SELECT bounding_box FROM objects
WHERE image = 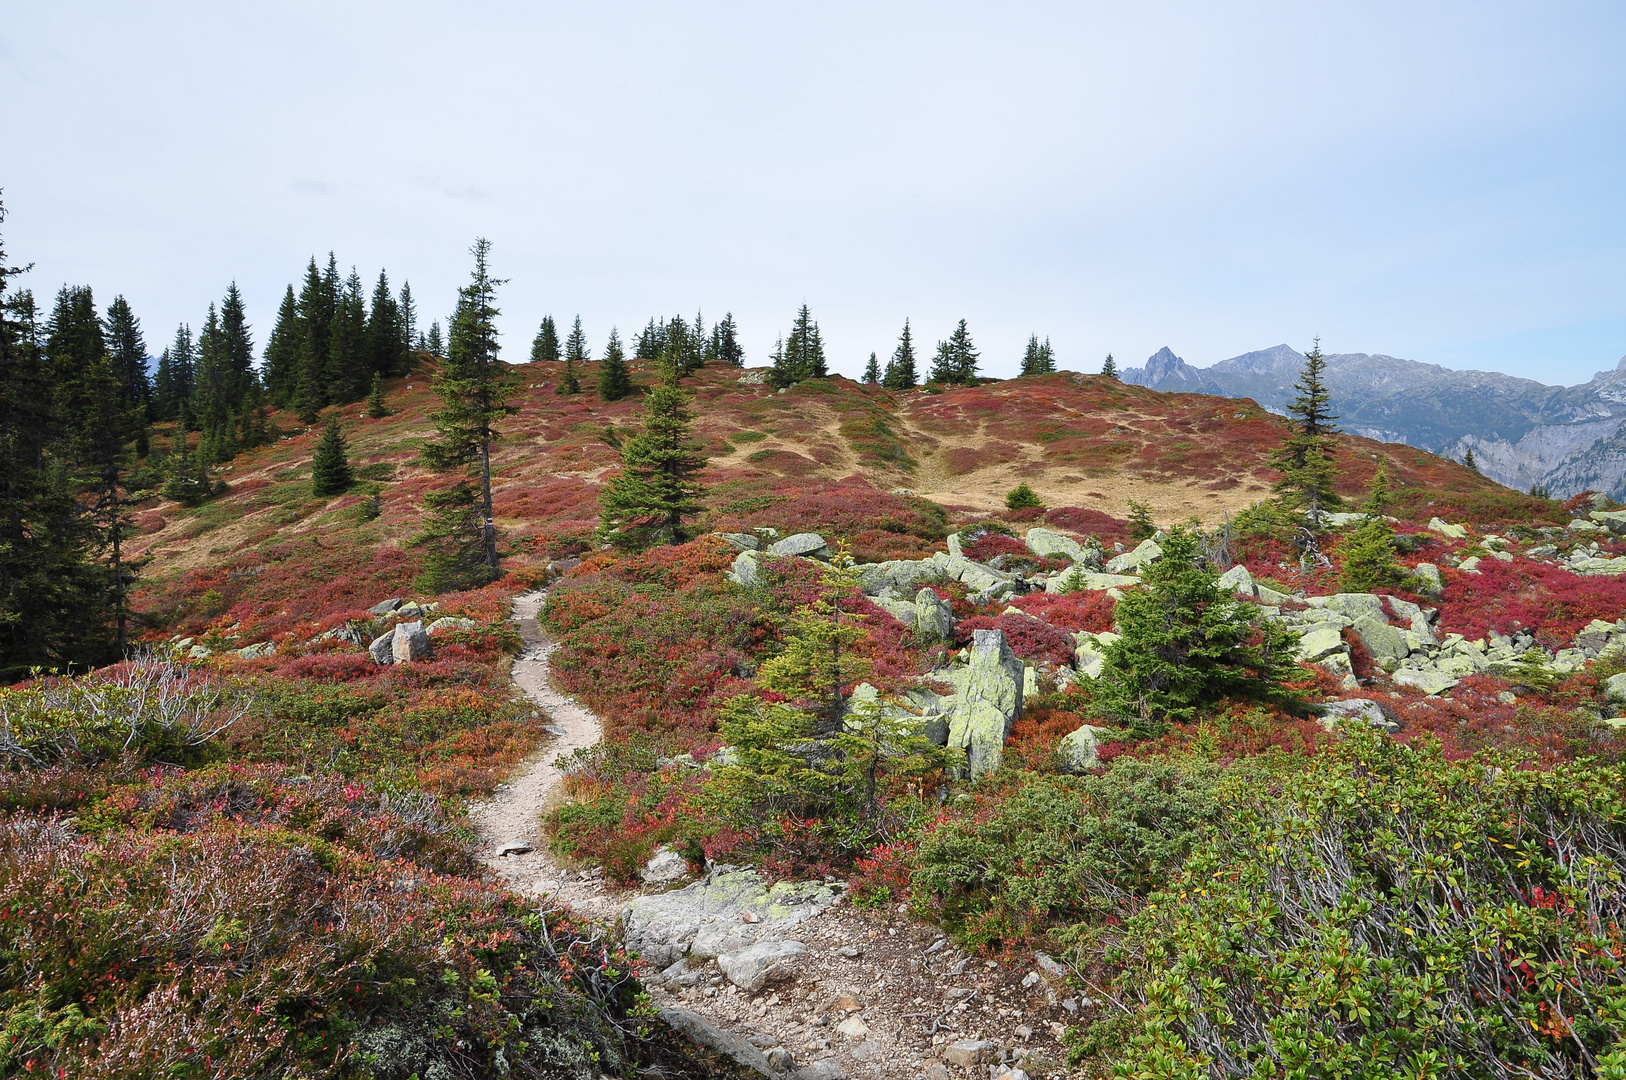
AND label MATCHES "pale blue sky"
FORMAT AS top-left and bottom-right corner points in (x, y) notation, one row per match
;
(4, 2), (1625, 384)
